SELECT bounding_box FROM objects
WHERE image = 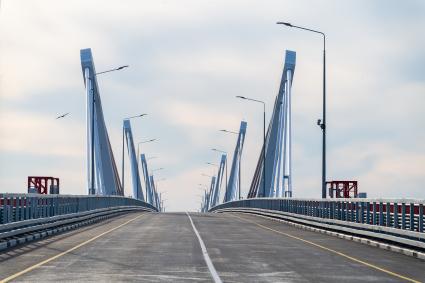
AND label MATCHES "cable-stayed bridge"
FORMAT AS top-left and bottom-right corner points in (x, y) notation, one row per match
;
(0, 48), (424, 283)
